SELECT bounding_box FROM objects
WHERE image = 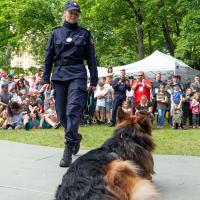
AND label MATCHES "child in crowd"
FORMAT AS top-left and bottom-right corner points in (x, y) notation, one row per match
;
(170, 84), (183, 128)
(156, 84), (168, 128)
(122, 100), (132, 115)
(4, 102), (23, 129)
(39, 101), (60, 129)
(94, 81), (107, 124)
(190, 92), (200, 128)
(182, 88), (193, 128)
(135, 95), (154, 123)
(171, 104), (182, 129)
